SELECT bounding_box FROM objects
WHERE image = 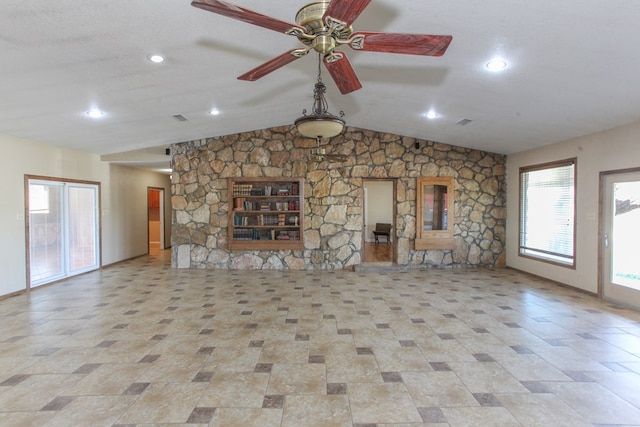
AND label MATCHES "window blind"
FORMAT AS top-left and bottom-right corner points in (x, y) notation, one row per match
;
(519, 160), (576, 266)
